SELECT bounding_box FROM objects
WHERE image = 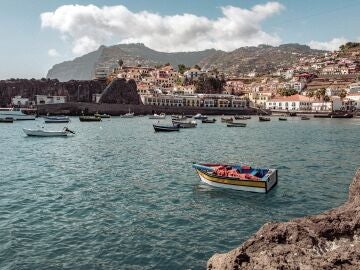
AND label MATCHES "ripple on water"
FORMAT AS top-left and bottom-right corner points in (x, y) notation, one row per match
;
(0, 117), (359, 269)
